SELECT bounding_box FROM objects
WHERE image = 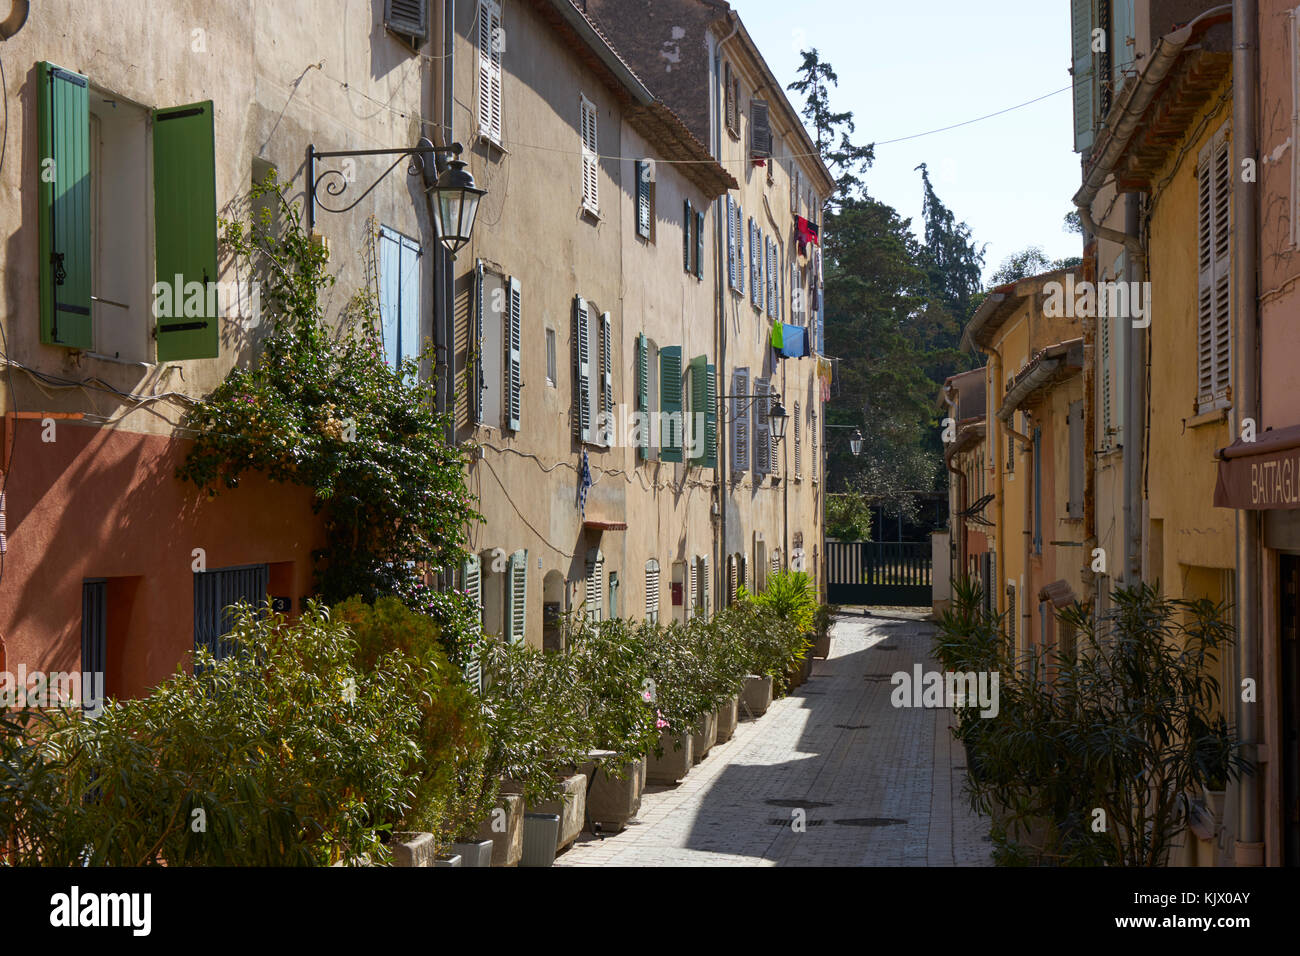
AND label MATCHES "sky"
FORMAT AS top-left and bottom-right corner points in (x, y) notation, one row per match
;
(733, 0), (1083, 284)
